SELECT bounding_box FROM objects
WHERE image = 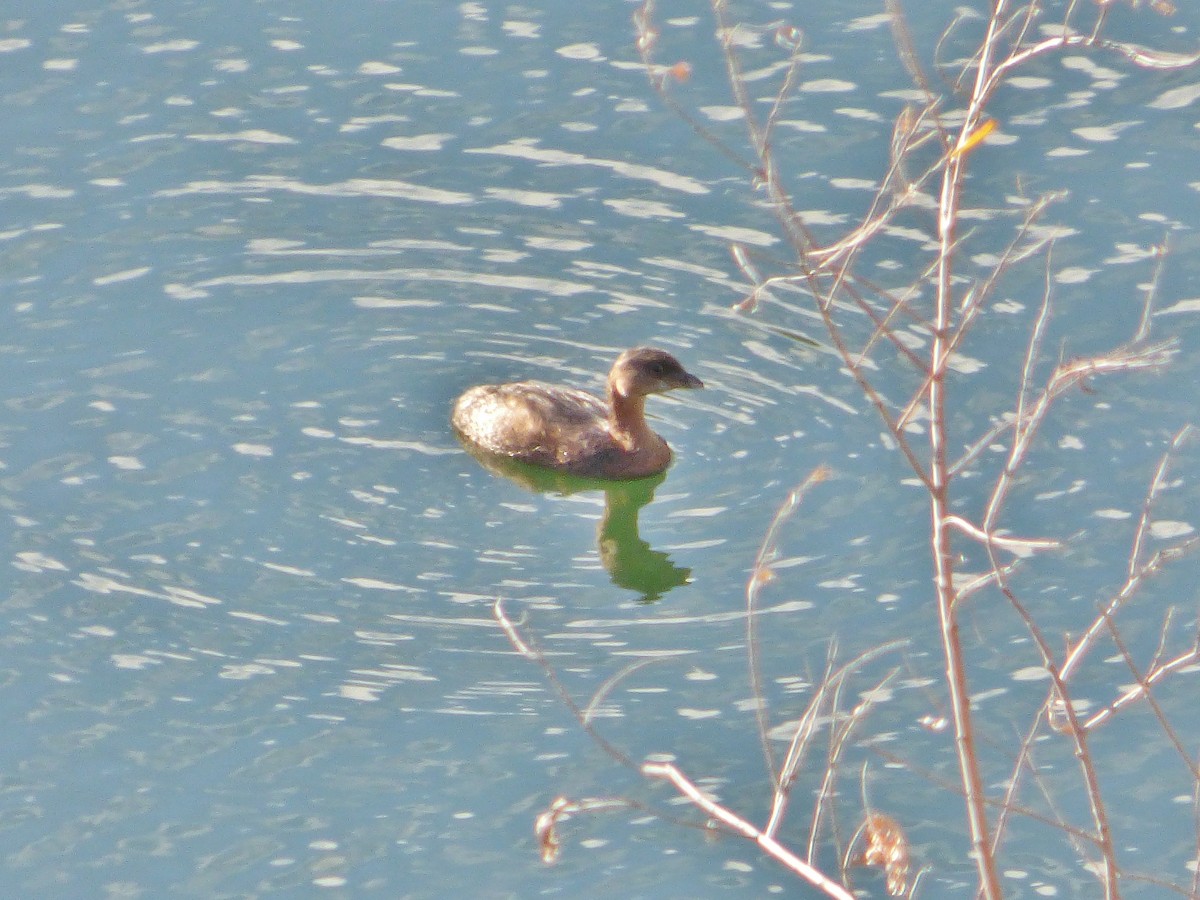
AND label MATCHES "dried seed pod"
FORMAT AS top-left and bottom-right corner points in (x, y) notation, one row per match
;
(858, 812), (910, 897)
